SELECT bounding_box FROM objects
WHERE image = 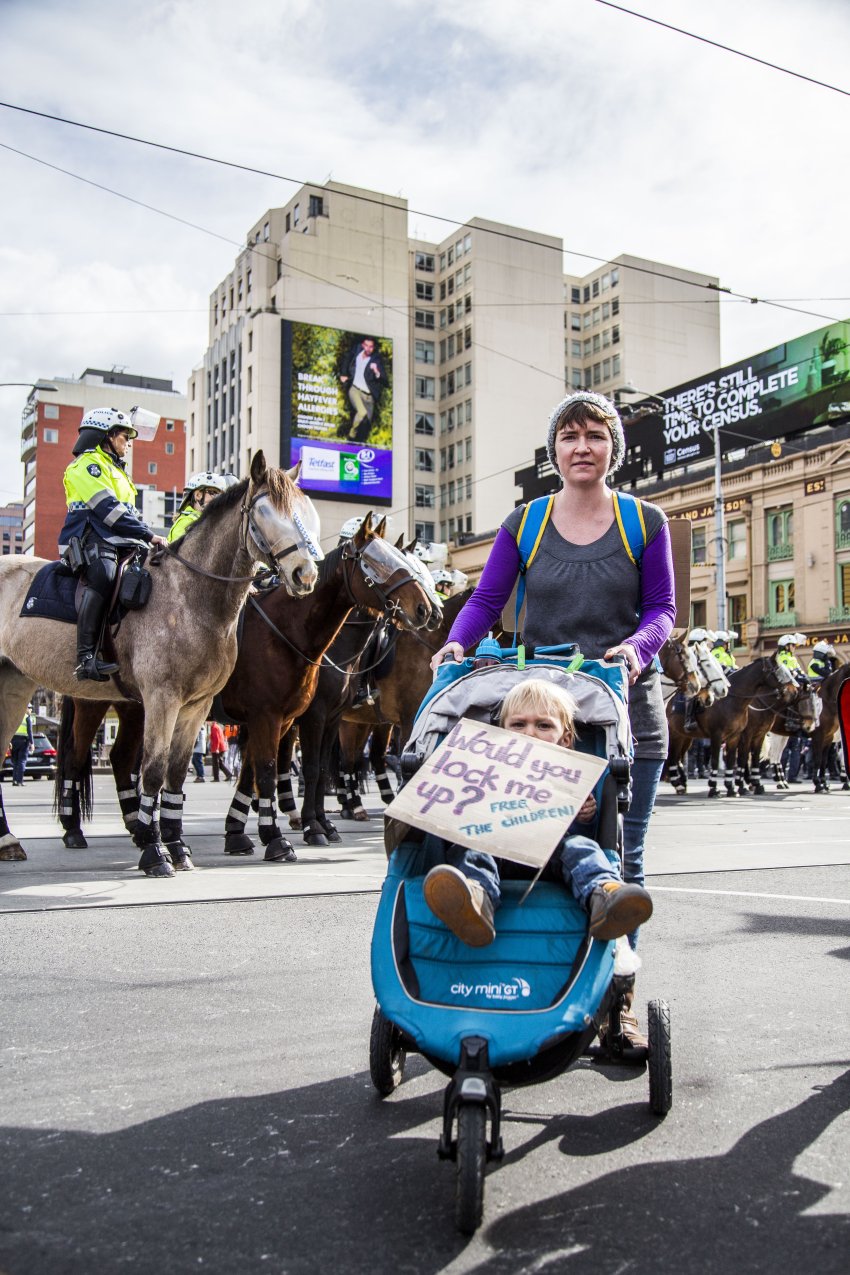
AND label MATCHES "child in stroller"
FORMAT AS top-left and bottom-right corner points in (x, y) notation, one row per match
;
(422, 677), (653, 947)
